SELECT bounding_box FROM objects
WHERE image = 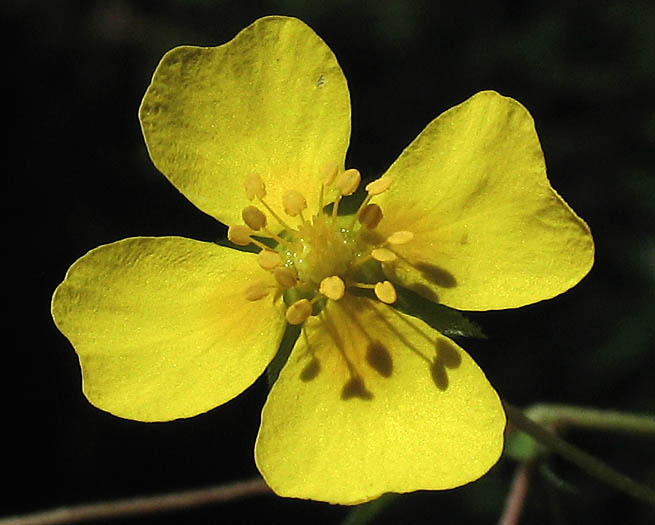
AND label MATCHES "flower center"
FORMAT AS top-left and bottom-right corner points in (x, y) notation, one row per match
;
(285, 215), (359, 285)
(227, 165), (413, 326)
